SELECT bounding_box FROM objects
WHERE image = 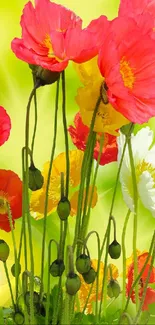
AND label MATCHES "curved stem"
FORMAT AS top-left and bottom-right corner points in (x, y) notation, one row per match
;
(31, 74), (38, 160)
(3, 262), (15, 310)
(108, 264), (113, 281)
(128, 136), (139, 310)
(62, 71), (69, 198)
(25, 84), (39, 323)
(110, 215), (117, 241)
(45, 239), (59, 325)
(122, 210), (131, 310)
(40, 79), (60, 301)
